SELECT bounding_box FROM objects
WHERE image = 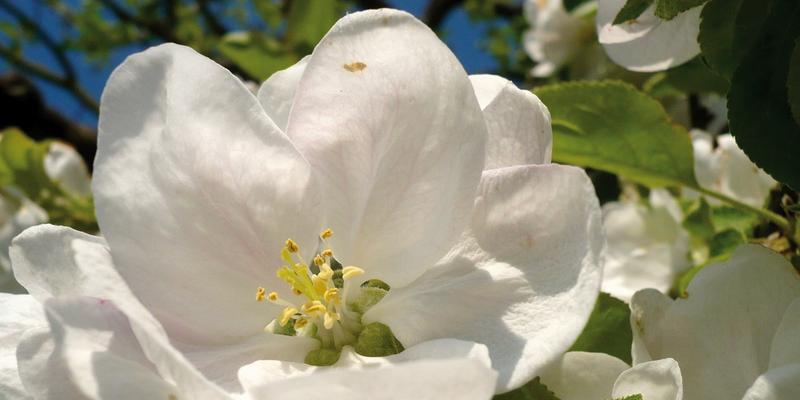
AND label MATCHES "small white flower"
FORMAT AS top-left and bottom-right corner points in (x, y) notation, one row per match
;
(601, 189), (690, 302)
(1, 9), (603, 398)
(523, 0), (606, 78)
(689, 131), (777, 208)
(596, 0), (702, 72)
(540, 351), (683, 400)
(631, 244), (800, 399)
